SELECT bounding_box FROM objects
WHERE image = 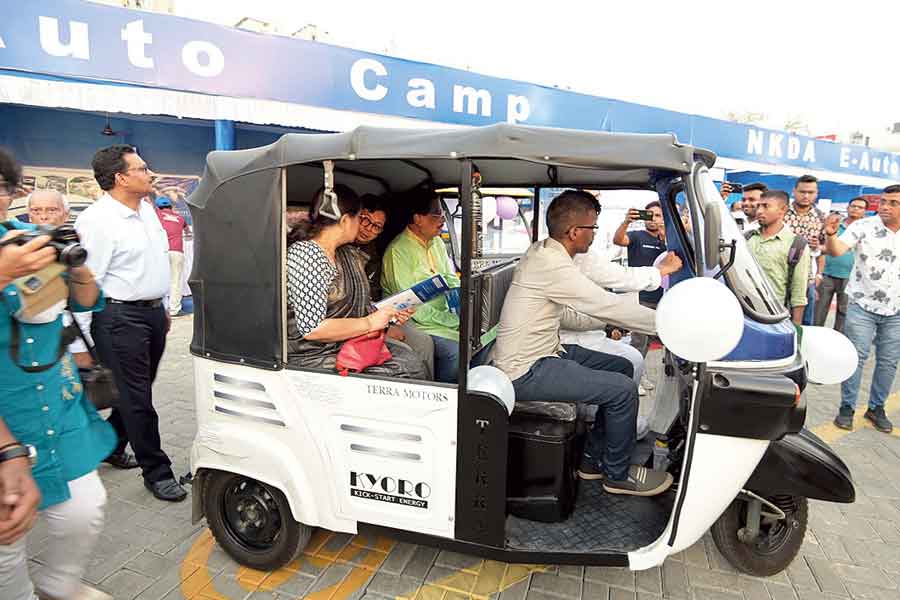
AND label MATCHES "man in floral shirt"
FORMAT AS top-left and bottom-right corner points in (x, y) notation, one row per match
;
(784, 175), (826, 325)
(826, 185), (900, 433)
